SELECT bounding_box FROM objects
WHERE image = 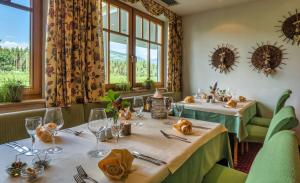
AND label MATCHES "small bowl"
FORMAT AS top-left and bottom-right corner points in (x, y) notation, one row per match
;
(21, 165), (44, 182)
(32, 154), (52, 169)
(6, 162), (27, 177)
